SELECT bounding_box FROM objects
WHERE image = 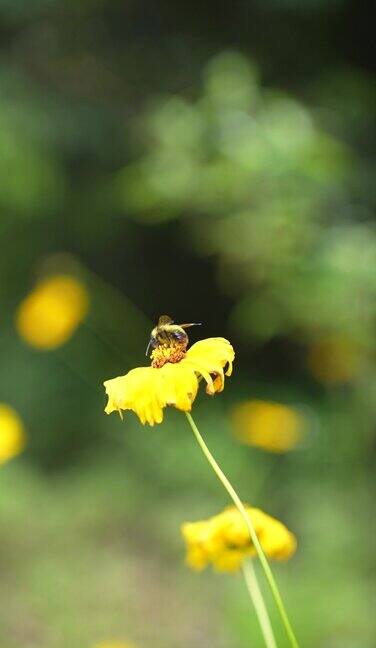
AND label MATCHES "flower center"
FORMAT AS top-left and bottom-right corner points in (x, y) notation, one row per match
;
(151, 340), (188, 368)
